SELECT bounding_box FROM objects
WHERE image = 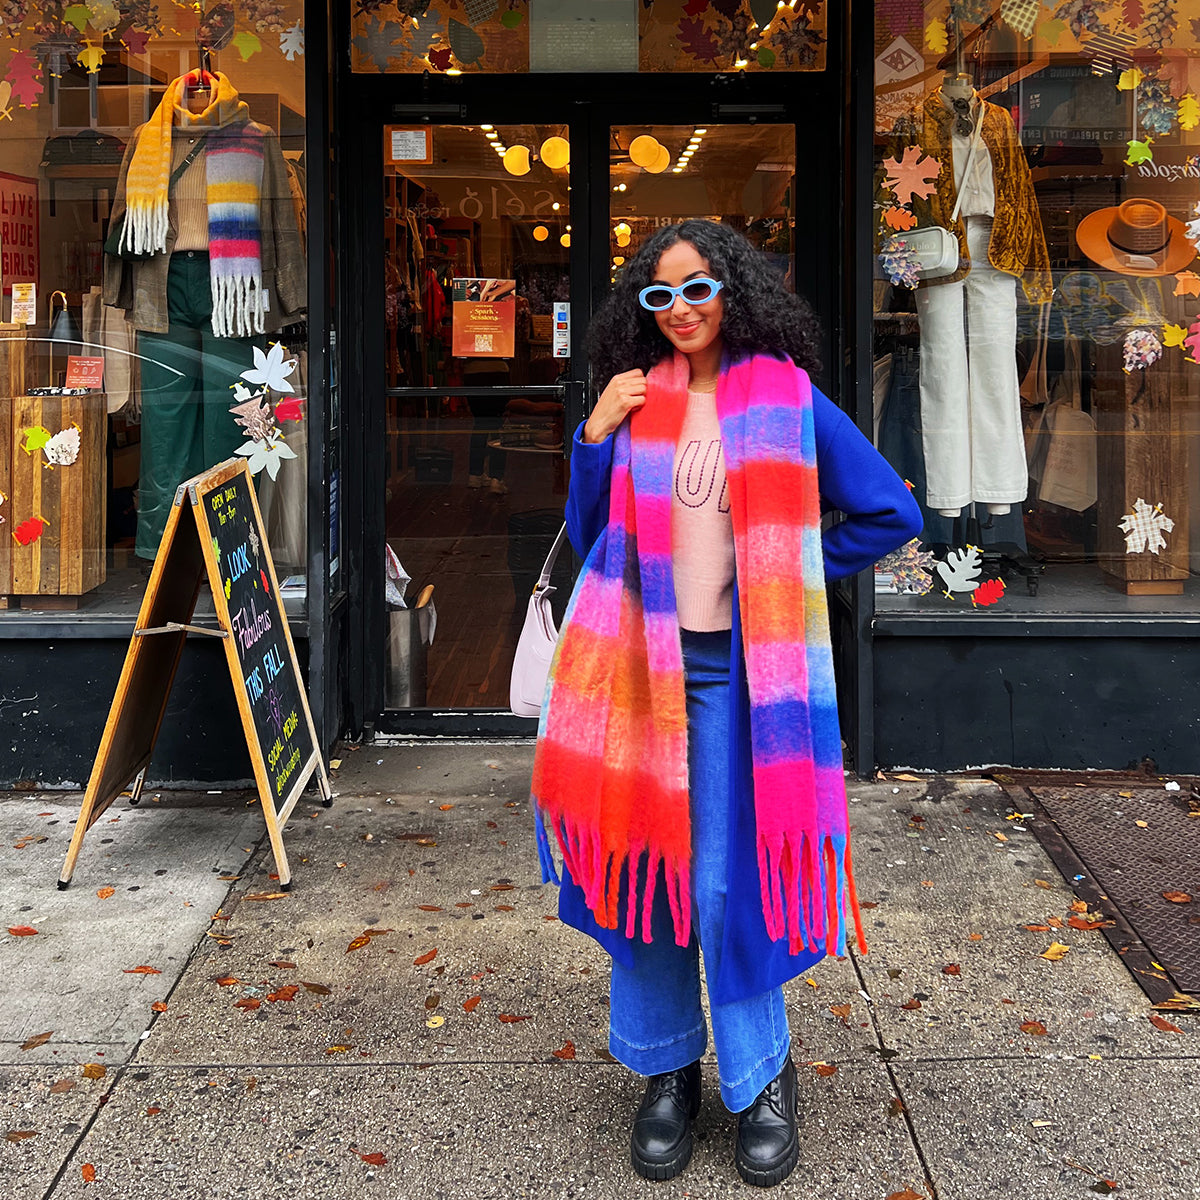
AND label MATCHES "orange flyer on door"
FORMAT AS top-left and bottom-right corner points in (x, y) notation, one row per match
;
(451, 278), (516, 358)
(64, 355), (105, 389)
